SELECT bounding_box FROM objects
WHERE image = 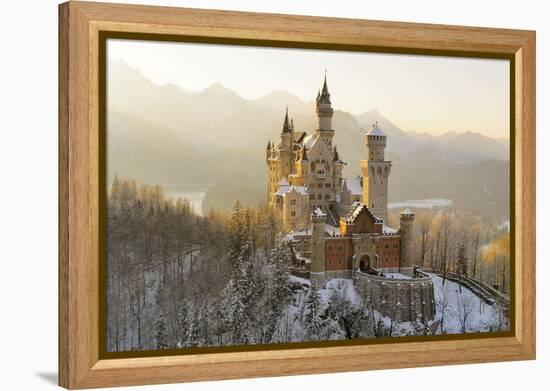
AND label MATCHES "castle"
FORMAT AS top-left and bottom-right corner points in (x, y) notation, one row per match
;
(266, 75), (435, 321)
